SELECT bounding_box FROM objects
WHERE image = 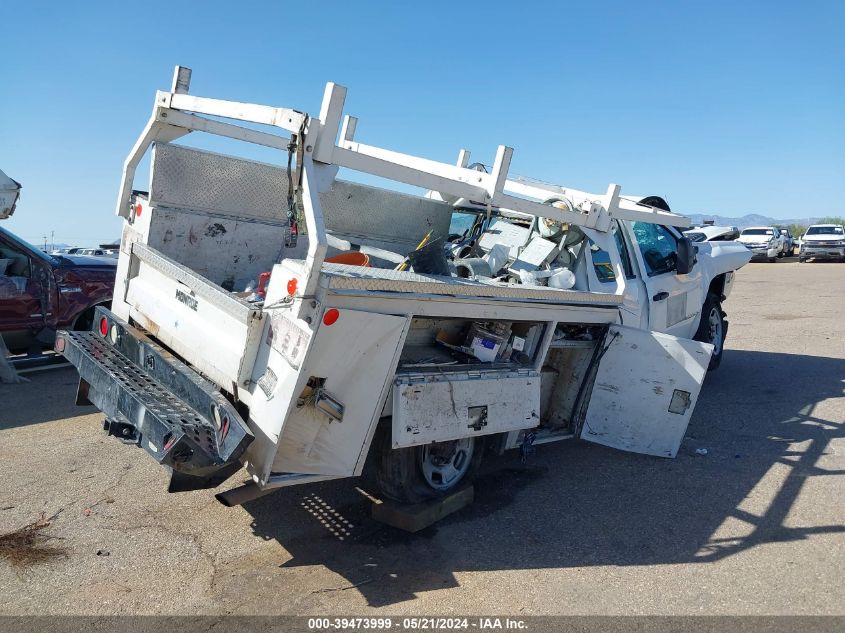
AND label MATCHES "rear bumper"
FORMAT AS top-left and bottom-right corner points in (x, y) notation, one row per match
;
(56, 308), (252, 491)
